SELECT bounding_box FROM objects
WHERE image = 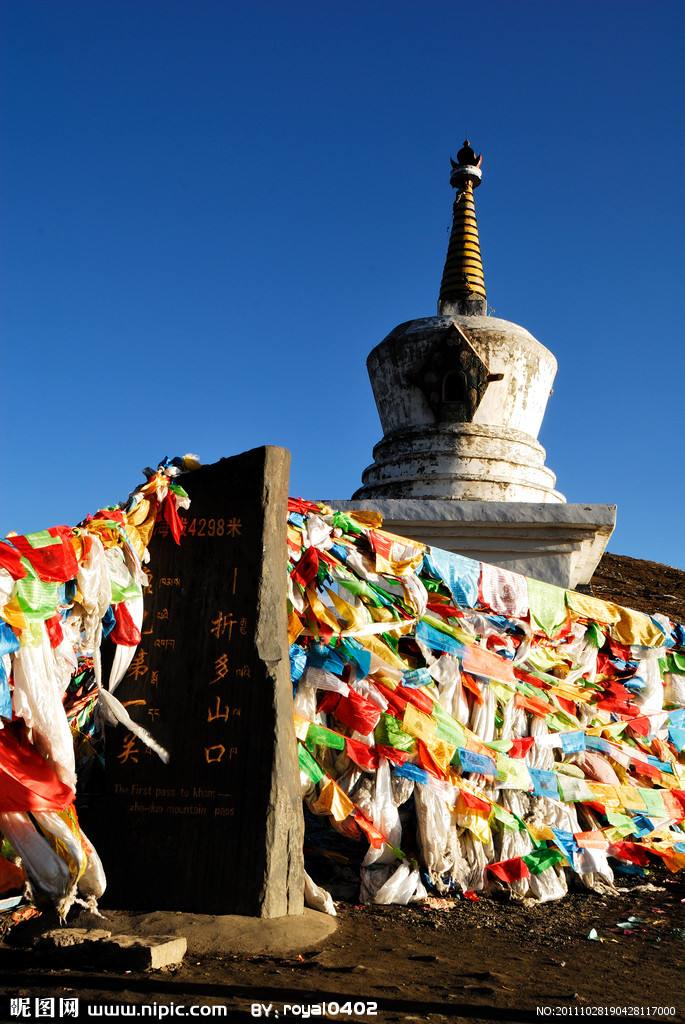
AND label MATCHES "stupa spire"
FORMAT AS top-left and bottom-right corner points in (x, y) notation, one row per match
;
(438, 139), (487, 316)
